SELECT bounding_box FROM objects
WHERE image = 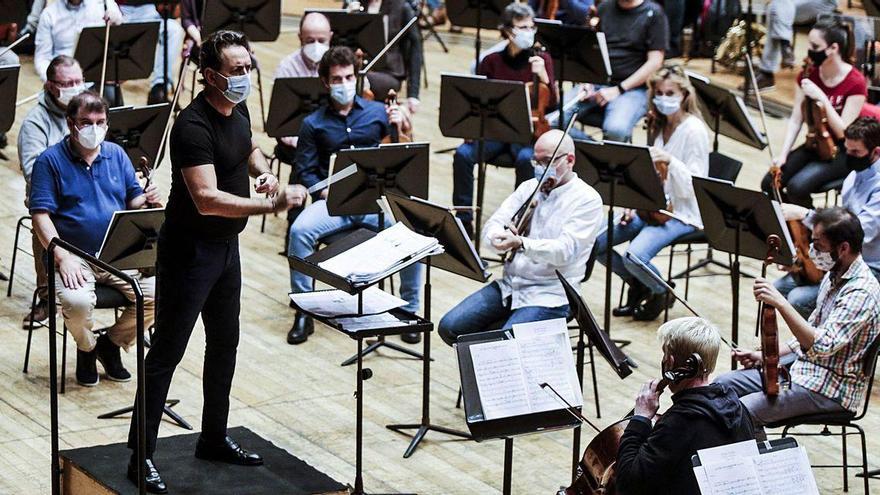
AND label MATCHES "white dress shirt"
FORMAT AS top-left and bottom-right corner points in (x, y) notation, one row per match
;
(34, 0), (122, 81)
(483, 174), (604, 309)
(653, 114), (710, 229)
(274, 49), (319, 79)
